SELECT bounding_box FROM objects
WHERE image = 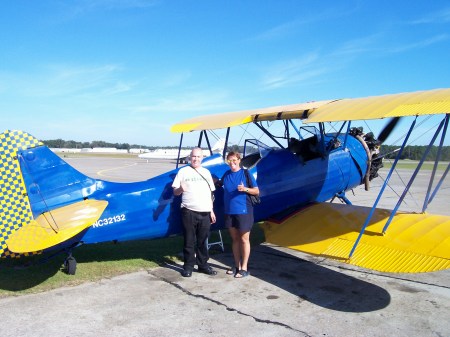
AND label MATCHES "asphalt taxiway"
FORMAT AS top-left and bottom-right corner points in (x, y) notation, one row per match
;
(0, 156), (448, 337)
